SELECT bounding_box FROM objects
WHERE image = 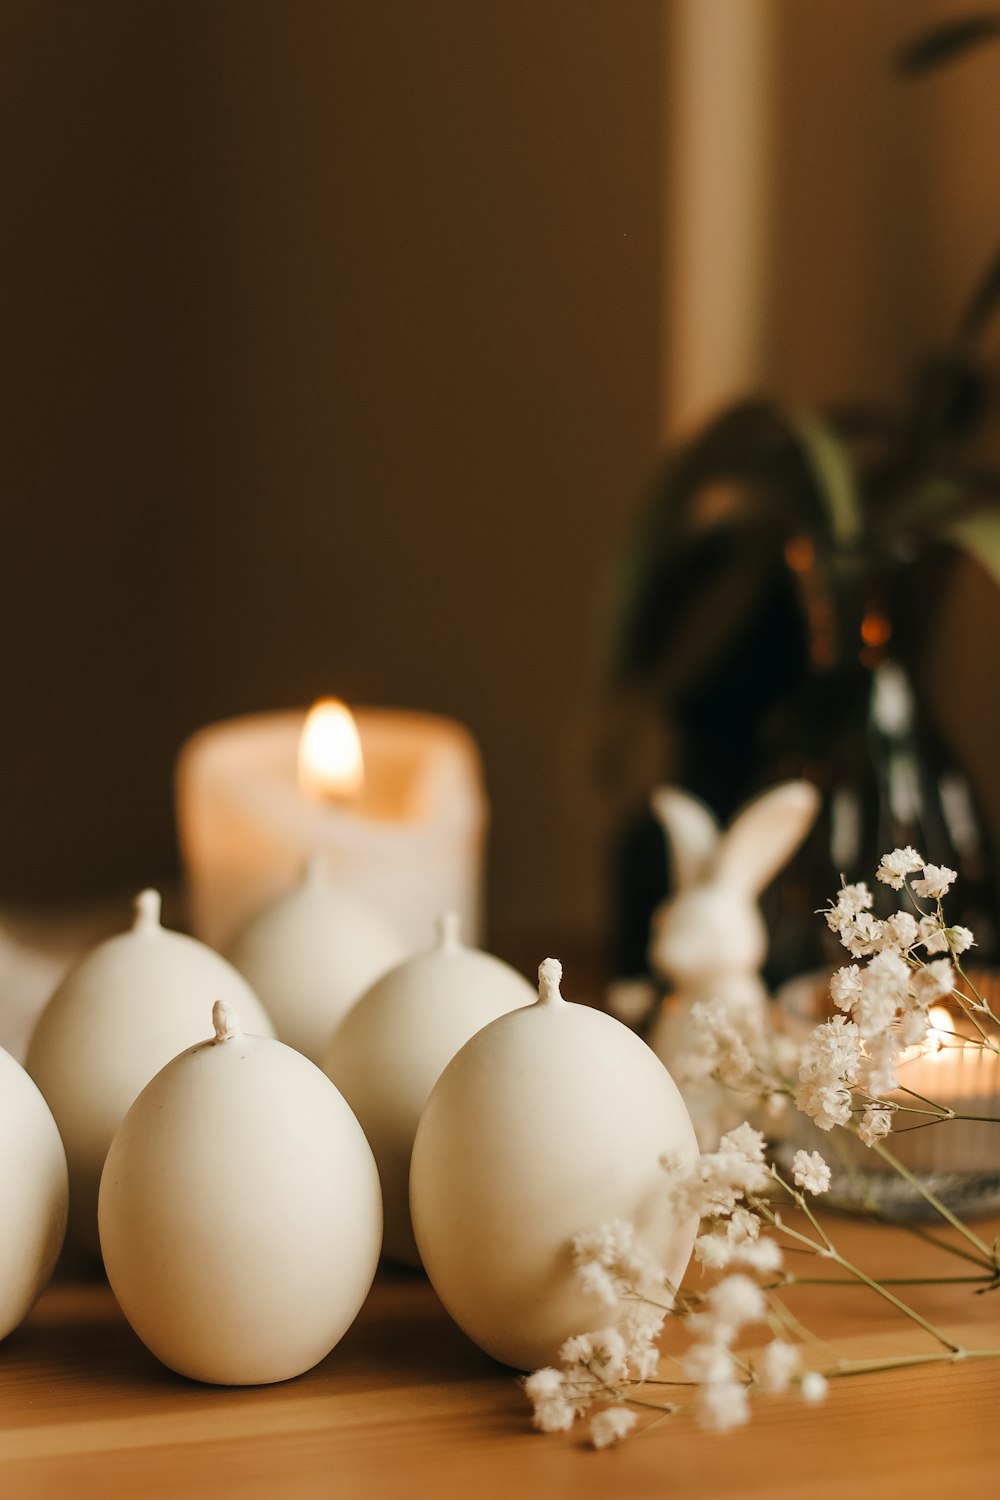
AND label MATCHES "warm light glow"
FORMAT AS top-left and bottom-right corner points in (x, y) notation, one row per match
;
(860, 610), (892, 649)
(298, 698), (364, 804)
(927, 1005), (954, 1051)
(783, 535), (815, 573)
